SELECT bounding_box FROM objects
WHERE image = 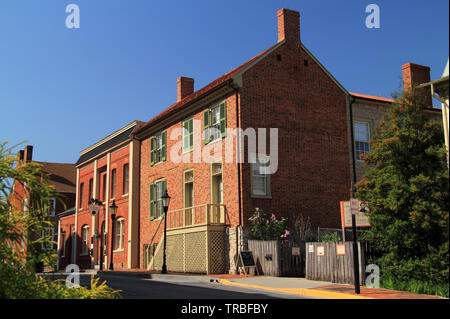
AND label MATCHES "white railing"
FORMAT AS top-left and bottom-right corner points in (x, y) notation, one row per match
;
(165, 203), (227, 230)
